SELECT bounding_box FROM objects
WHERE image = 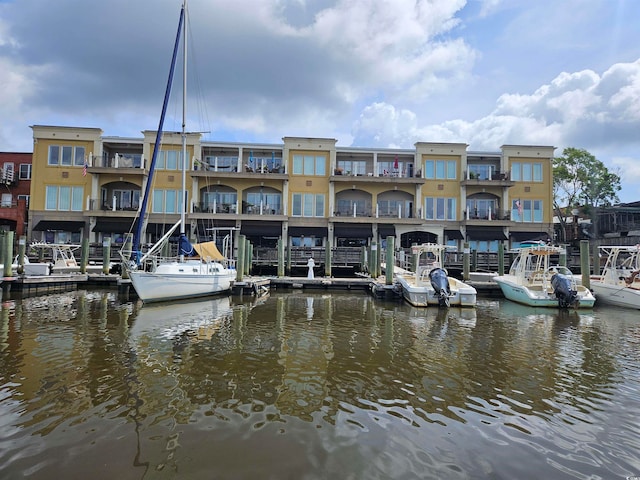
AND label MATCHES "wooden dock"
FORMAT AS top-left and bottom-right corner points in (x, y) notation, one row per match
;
(2, 271), (503, 301)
